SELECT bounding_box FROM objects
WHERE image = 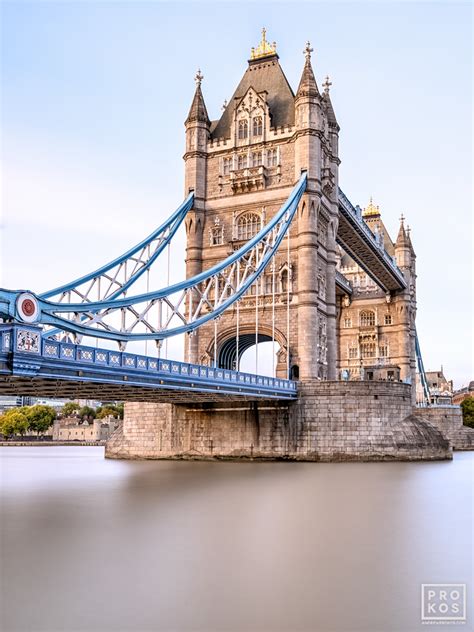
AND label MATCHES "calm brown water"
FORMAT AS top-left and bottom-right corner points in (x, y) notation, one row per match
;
(1, 447), (472, 632)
